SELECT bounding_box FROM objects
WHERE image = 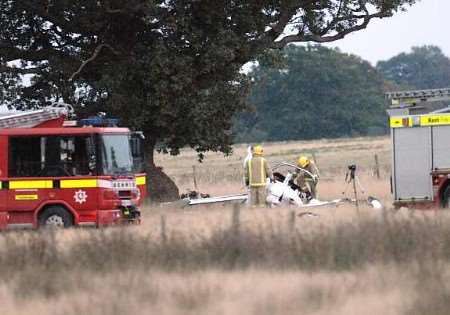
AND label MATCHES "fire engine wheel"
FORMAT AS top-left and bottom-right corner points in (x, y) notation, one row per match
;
(38, 206), (74, 228)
